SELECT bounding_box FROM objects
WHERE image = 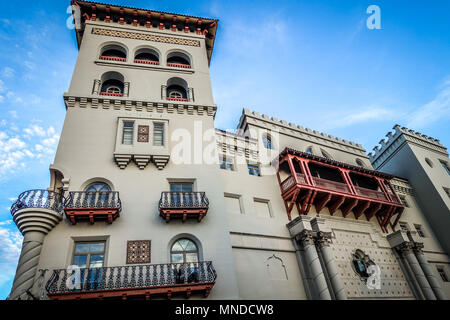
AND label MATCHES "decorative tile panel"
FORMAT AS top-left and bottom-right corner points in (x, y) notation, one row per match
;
(138, 125), (149, 143)
(126, 240), (151, 264)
